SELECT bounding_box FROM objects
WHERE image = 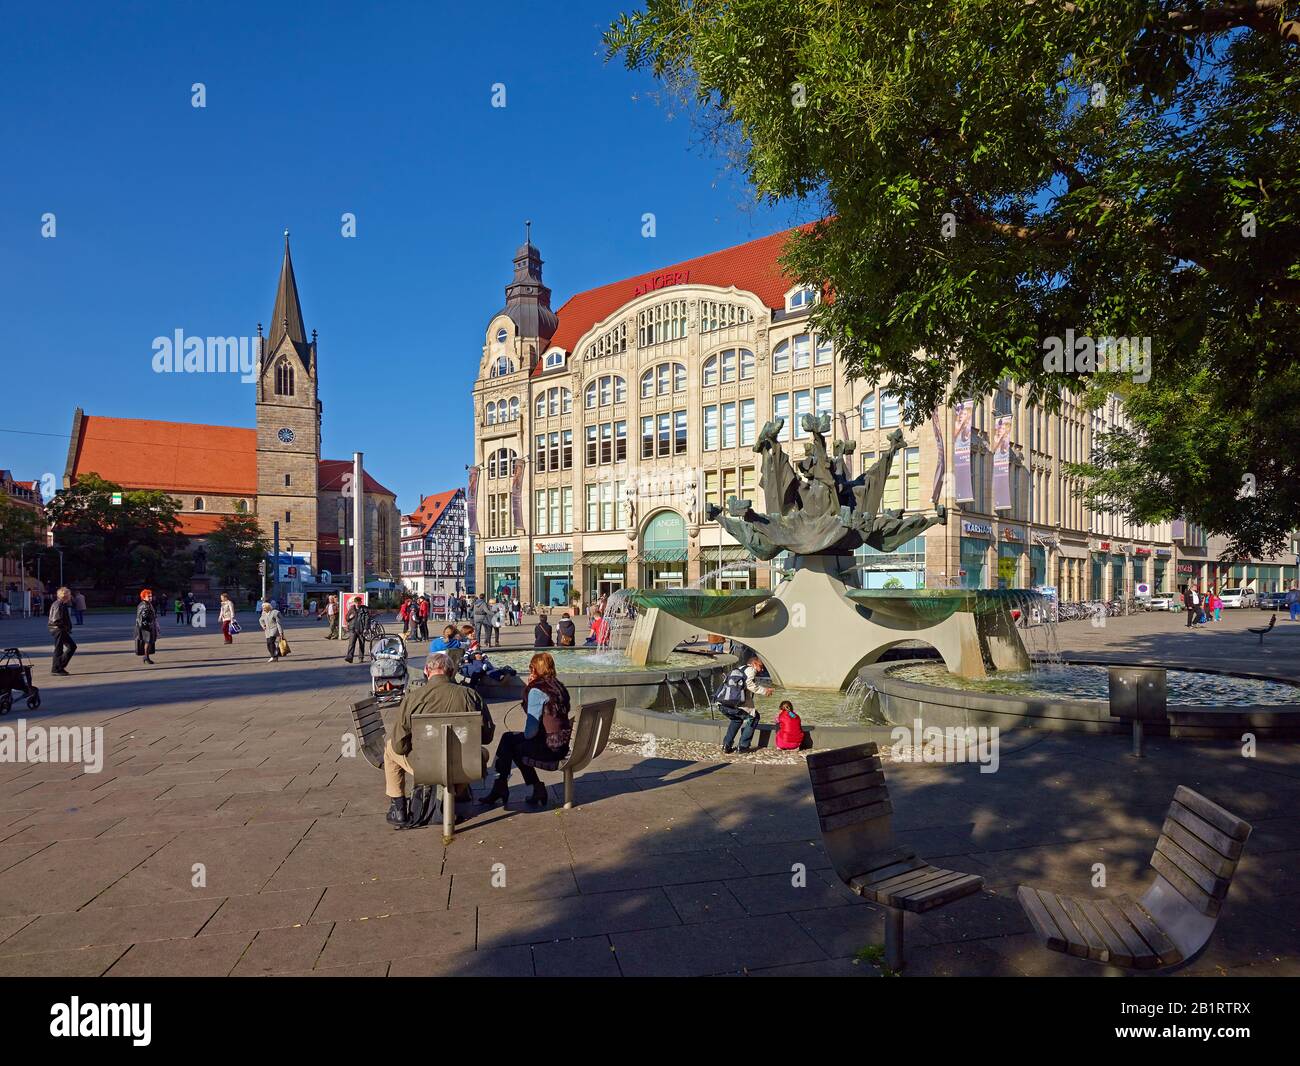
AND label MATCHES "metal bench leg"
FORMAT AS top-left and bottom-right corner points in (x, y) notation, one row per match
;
(885, 907), (905, 971)
(1131, 720), (1144, 758)
(443, 785), (454, 839)
(564, 768), (574, 809)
